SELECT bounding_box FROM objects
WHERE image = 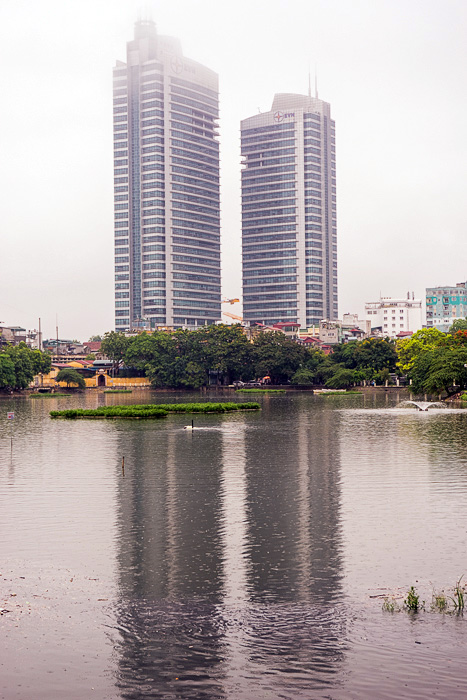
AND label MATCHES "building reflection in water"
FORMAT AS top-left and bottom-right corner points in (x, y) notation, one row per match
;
(112, 400), (345, 698)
